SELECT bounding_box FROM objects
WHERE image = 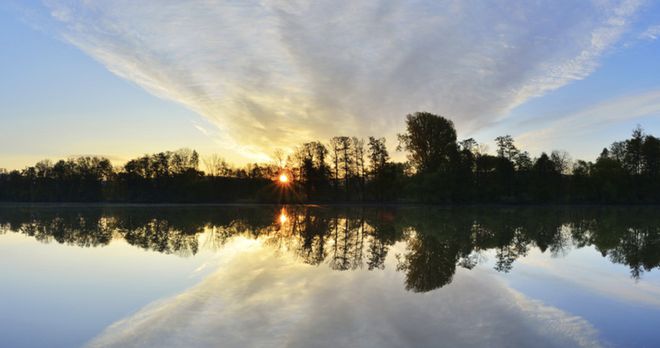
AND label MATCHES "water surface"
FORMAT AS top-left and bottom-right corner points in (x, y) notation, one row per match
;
(1, 205), (659, 347)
